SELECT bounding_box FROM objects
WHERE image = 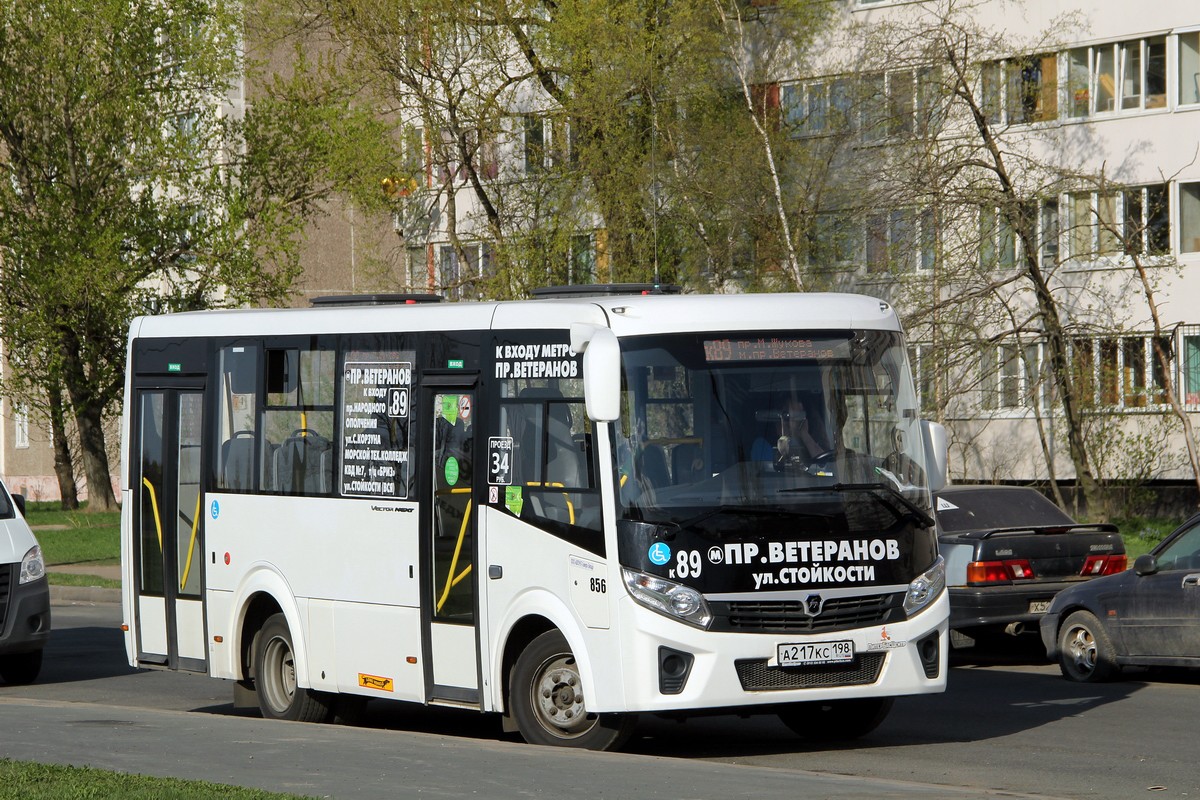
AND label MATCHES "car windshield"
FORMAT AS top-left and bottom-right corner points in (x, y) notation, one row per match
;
(613, 329), (930, 533)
